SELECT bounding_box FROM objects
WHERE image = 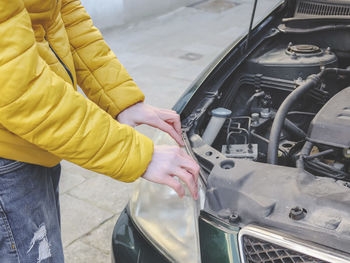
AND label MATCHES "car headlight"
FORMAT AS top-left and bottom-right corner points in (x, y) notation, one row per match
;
(129, 131), (204, 263)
